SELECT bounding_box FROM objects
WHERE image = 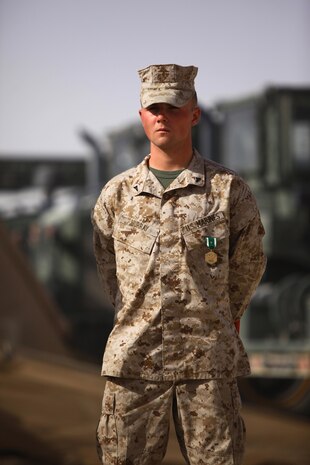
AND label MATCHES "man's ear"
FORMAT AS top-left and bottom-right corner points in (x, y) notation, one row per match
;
(192, 107), (201, 126)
